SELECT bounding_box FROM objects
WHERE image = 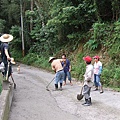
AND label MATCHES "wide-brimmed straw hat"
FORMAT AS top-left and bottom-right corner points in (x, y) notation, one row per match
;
(0, 34), (13, 42)
(49, 57), (56, 63)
